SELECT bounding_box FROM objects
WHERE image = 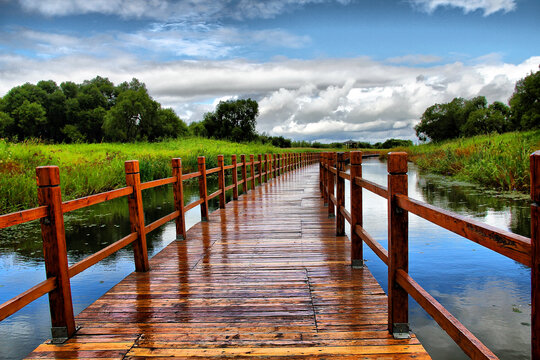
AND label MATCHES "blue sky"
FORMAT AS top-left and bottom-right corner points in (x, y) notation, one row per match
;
(0, 0), (539, 142)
